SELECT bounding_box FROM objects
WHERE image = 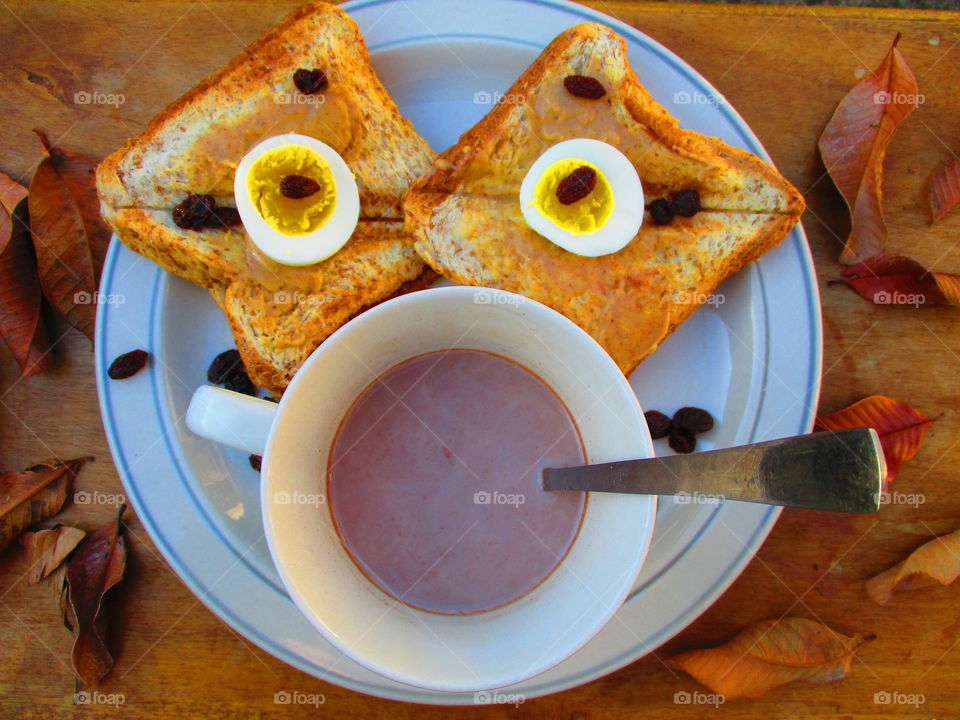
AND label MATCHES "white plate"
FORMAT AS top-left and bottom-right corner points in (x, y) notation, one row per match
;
(95, 0), (821, 704)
